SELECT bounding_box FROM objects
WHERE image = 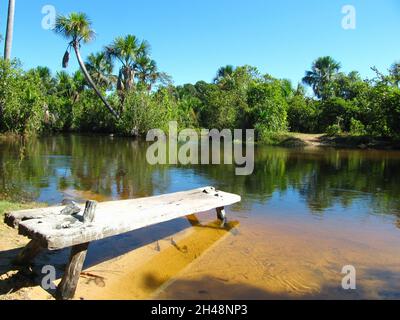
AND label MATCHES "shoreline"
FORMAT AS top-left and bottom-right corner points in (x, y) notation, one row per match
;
(2, 132), (400, 151)
(276, 133), (400, 150)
